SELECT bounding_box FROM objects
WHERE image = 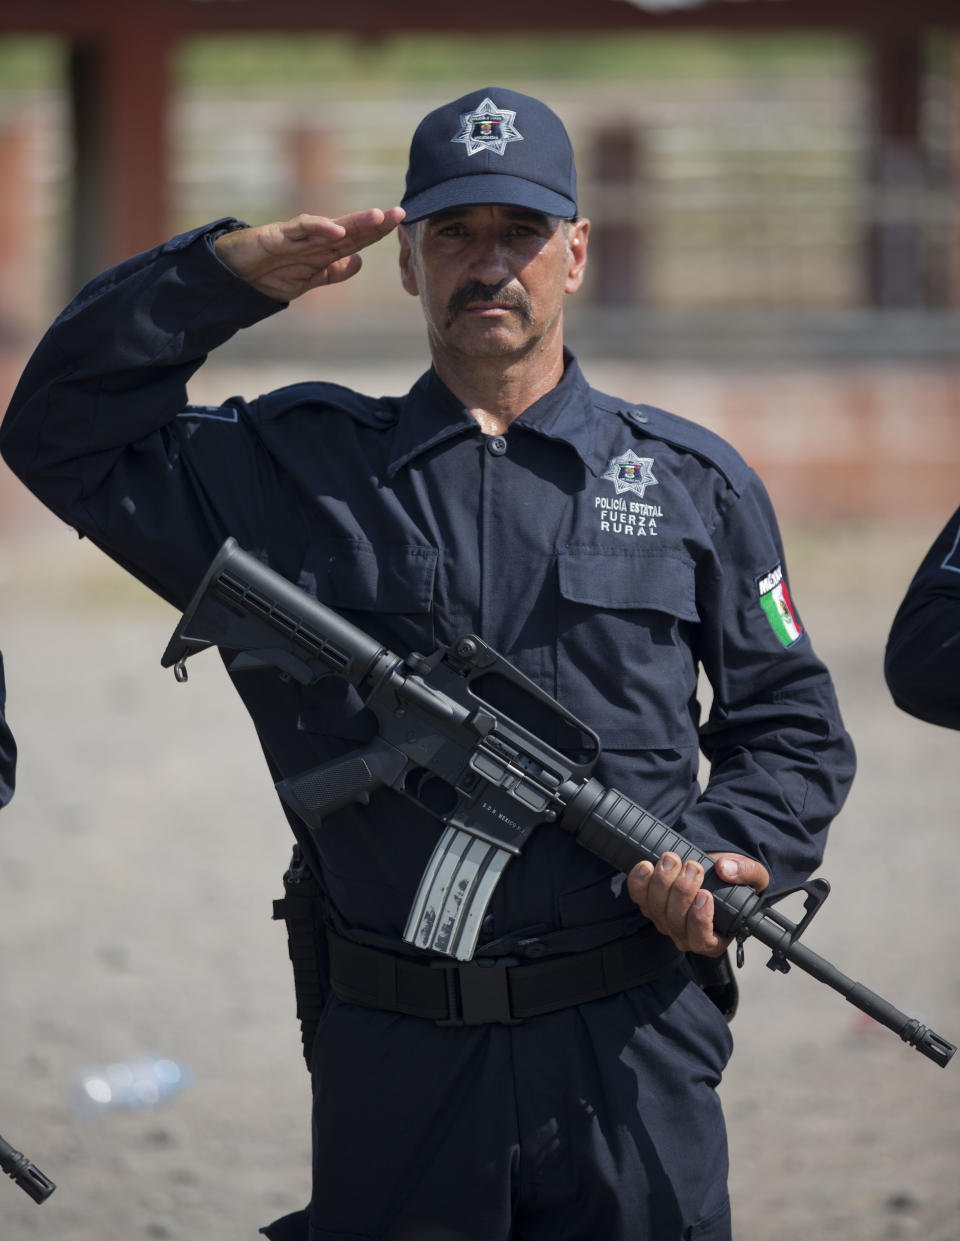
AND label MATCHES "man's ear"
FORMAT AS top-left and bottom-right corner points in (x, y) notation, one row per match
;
(564, 218), (590, 295)
(398, 226), (419, 297)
